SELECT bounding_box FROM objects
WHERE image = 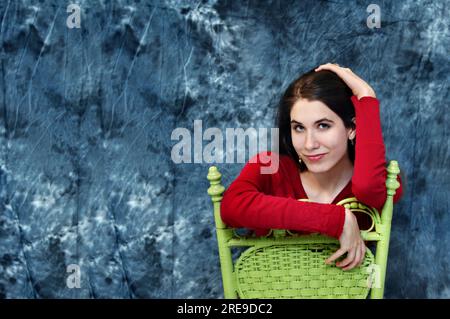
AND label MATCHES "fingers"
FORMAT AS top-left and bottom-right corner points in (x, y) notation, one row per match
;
(314, 63), (357, 87)
(315, 63), (352, 73)
(314, 63), (374, 99)
(358, 244), (367, 268)
(325, 243), (367, 271)
(338, 243), (367, 271)
(336, 248), (356, 269)
(342, 245), (361, 271)
(315, 63), (334, 72)
(325, 248), (346, 265)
